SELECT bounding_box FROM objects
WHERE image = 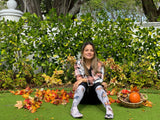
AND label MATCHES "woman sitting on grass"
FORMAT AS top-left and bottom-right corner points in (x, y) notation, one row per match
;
(71, 42), (114, 119)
